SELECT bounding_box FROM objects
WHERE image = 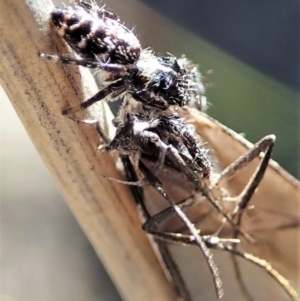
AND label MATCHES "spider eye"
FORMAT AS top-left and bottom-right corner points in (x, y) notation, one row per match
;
(51, 9), (65, 29)
(172, 59), (183, 73)
(163, 72), (176, 90)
